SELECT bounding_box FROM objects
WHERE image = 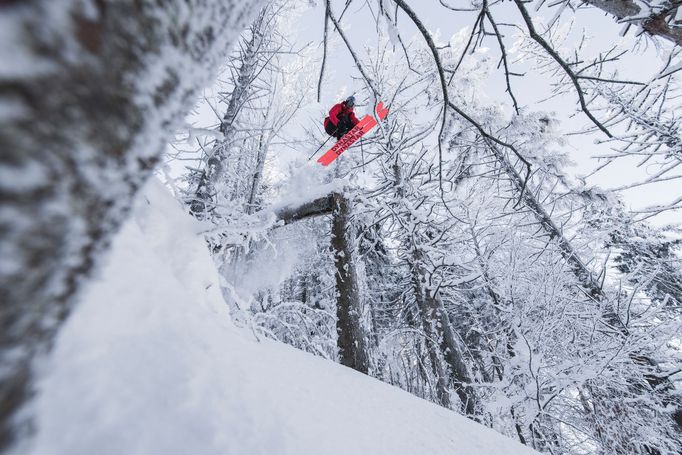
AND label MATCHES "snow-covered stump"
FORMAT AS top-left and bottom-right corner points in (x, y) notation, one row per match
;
(0, 0), (262, 448)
